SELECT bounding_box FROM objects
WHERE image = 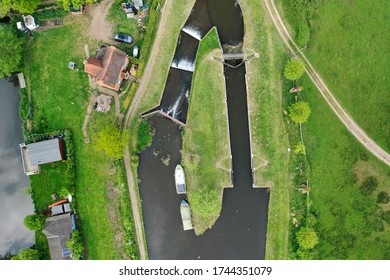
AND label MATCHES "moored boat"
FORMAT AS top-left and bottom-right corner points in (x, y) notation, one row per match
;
(175, 164), (186, 194)
(180, 200), (193, 231)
